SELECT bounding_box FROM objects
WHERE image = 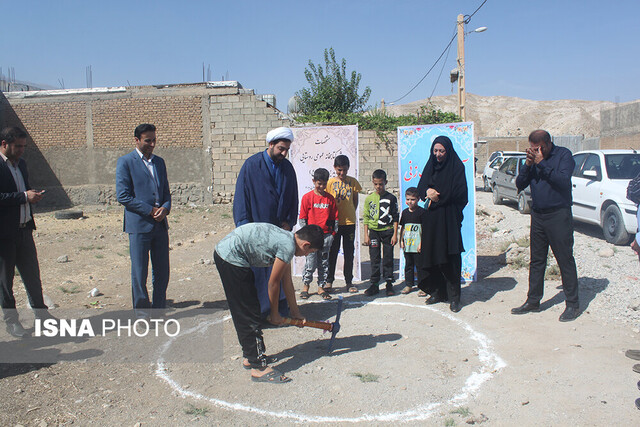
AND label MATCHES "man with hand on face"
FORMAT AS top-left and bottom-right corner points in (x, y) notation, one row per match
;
(233, 127), (299, 317)
(512, 129), (579, 322)
(116, 124), (171, 317)
(0, 126), (52, 338)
